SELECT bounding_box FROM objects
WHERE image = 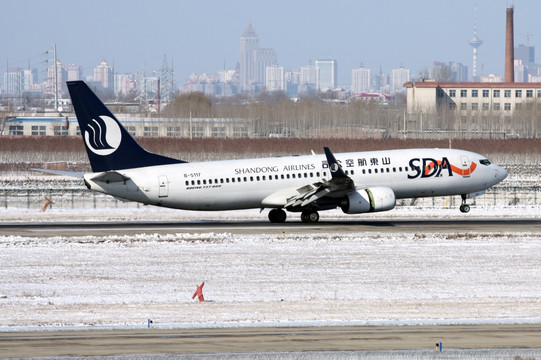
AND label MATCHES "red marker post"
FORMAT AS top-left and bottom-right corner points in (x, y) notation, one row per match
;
(192, 282), (205, 302)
